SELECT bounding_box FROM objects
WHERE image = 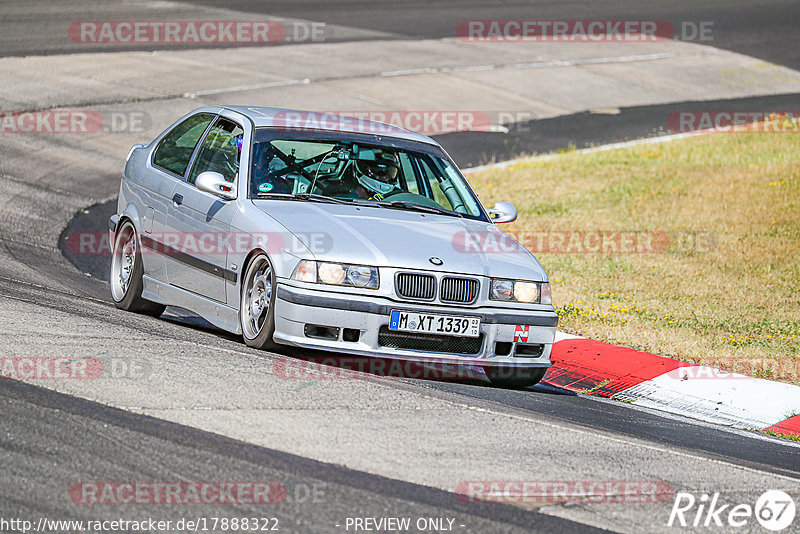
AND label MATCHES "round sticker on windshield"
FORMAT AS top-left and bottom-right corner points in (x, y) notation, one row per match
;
(258, 183), (273, 192)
